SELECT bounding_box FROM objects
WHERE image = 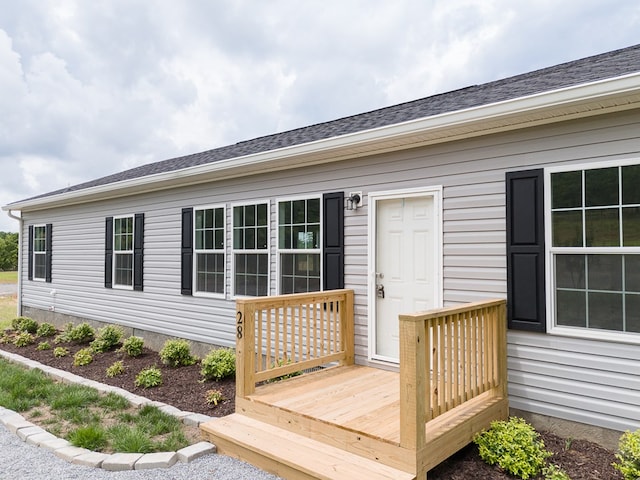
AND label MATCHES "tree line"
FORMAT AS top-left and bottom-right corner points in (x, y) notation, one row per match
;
(0, 232), (18, 271)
